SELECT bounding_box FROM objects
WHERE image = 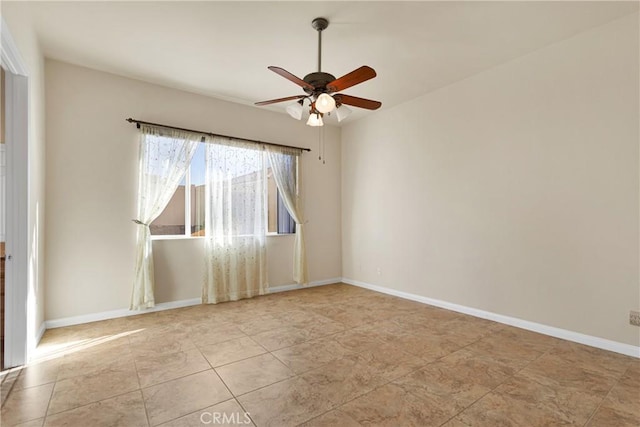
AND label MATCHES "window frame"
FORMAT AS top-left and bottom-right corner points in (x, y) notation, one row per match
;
(150, 147), (297, 240)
